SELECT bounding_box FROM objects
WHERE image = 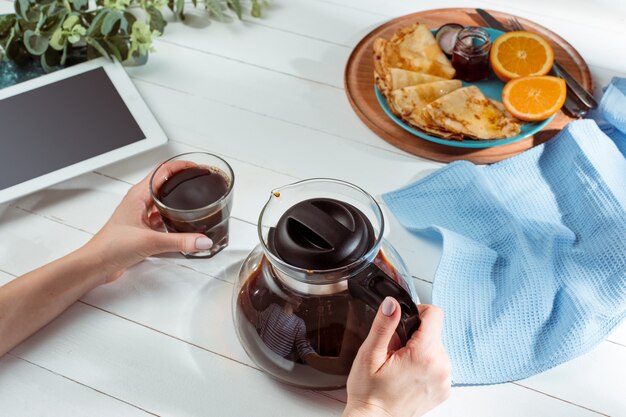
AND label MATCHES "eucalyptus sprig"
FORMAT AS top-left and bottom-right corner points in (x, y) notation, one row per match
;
(0, 0), (268, 72)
